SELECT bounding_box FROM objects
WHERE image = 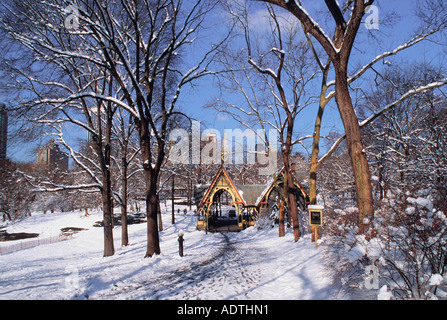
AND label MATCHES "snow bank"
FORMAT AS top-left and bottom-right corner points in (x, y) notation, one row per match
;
(0, 205), (334, 300)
